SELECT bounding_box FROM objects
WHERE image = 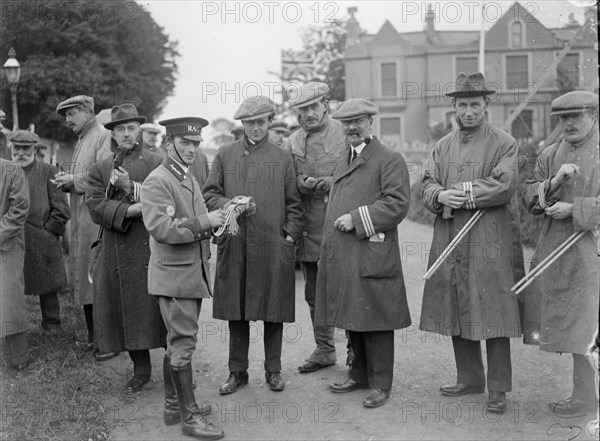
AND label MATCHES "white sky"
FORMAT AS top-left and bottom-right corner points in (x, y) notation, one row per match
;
(144, 0), (593, 126)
